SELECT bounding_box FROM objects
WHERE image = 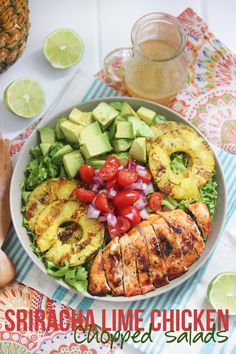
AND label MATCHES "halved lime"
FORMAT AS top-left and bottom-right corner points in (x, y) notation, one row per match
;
(4, 78), (46, 118)
(43, 29), (84, 69)
(207, 272), (236, 315)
